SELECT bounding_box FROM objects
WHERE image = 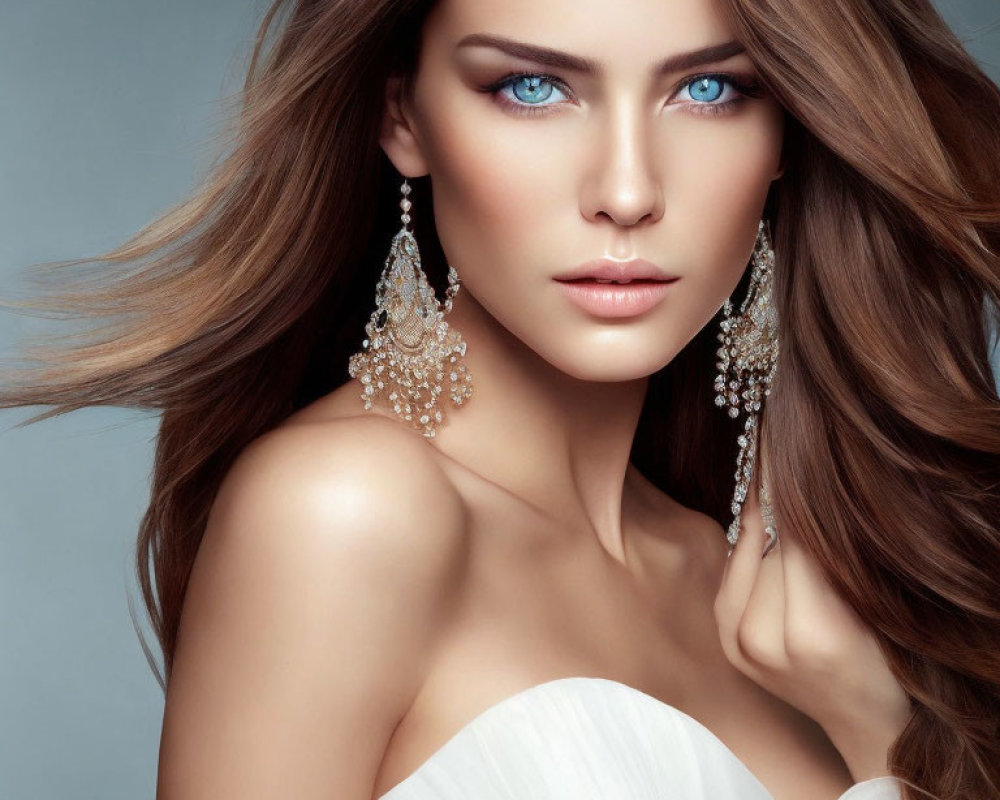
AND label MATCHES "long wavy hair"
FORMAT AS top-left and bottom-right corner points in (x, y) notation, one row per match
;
(2, 1), (998, 797)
